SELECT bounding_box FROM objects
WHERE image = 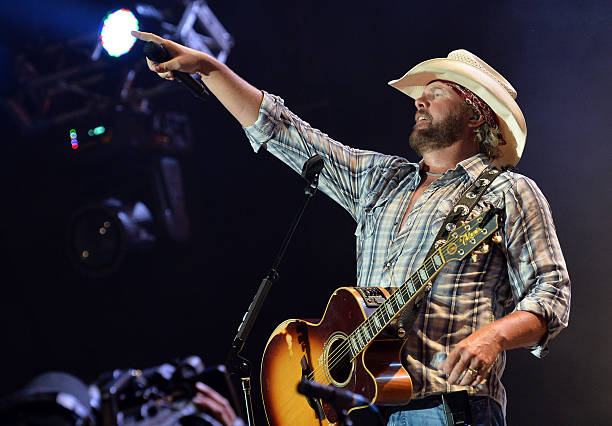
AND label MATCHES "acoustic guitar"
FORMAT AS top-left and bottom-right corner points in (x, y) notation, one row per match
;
(260, 210), (500, 425)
